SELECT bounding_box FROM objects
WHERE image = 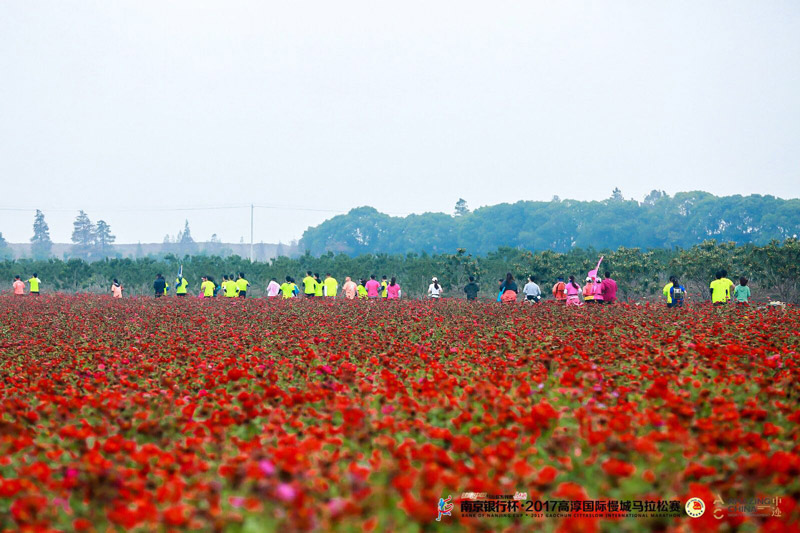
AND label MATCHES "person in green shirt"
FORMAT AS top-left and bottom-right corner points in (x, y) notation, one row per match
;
(200, 276), (216, 298)
(719, 269), (735, 303)
(314, 273), (323, 297)
(357, 279), (368, 299)
(734, 277), (751, 304)
(280, 276), (296, 299)
(175, 275), (189, 296)
(28, 273), (41, 295)
(662, 278), (675, 305)
(323, 273), (338, 298)
(302, 271), (316, 298)
(236, 273), (249, 298)
(224, 275), (240, 298)
(709, 271), (729, 305)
